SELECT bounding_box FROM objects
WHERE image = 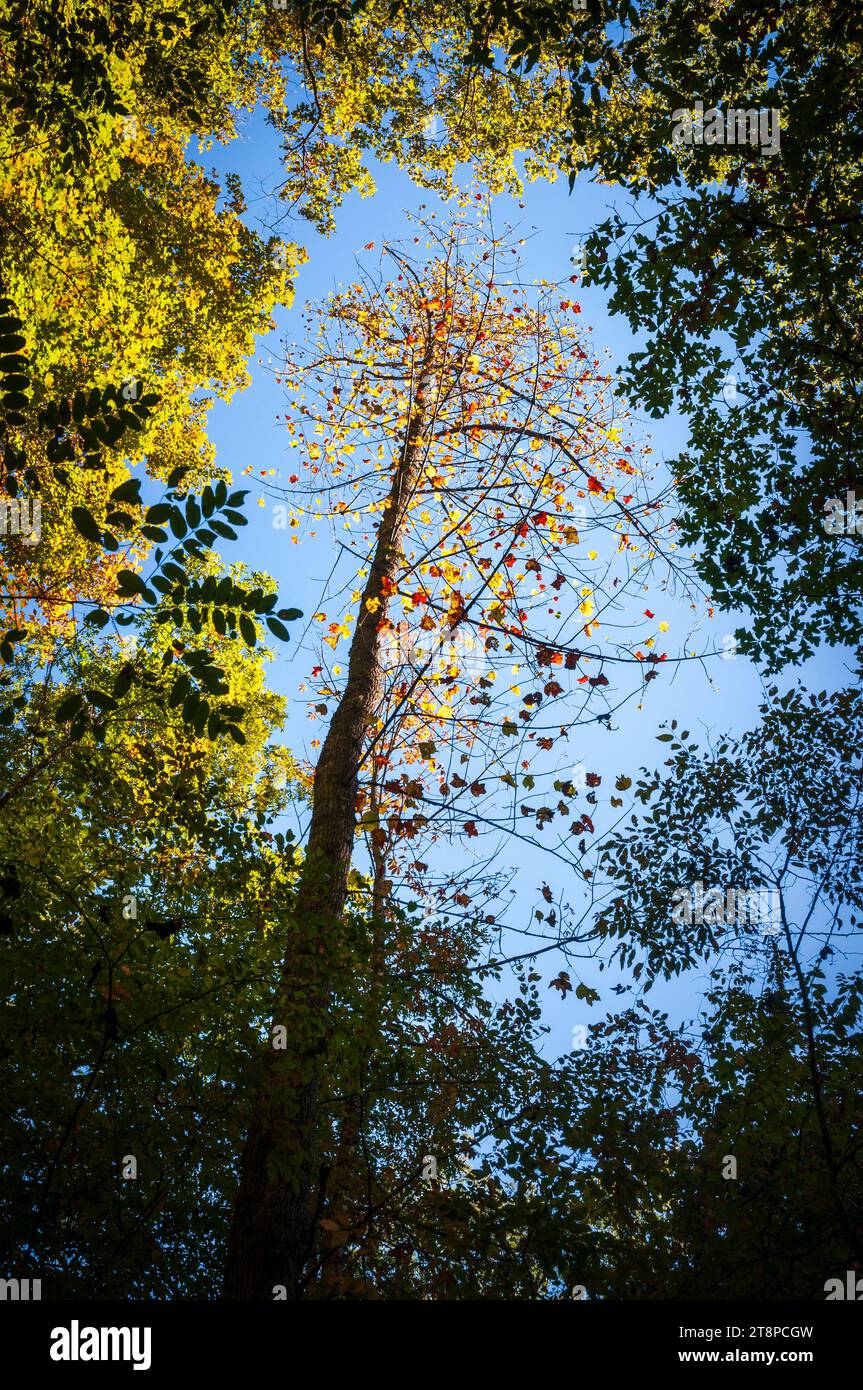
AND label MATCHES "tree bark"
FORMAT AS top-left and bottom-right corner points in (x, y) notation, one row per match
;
(222, 360), (431, 1300)
(317, 802), (389, 1296)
